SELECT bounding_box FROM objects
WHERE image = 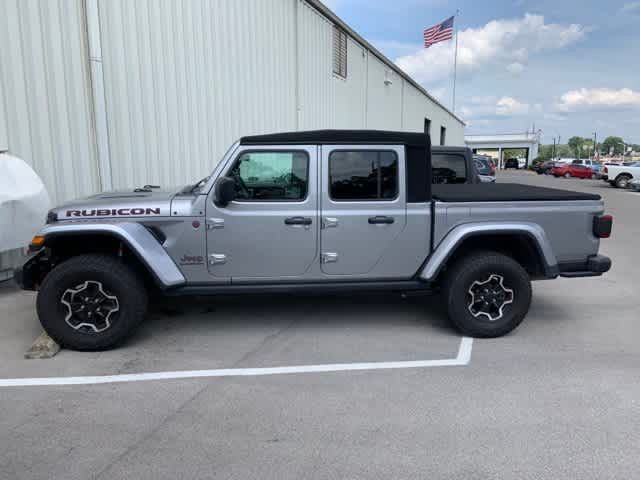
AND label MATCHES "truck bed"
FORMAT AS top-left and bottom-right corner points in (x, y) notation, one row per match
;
(432, 183), (601, 202)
